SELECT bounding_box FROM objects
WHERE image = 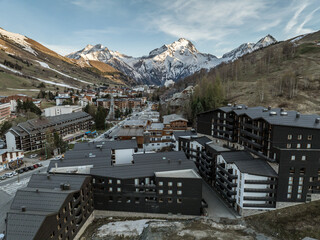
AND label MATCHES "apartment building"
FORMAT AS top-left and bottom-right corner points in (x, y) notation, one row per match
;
(0, 149), (24, 171)
(47, 141), (203, 216)
(163, 114), (188, 130)
(44, 105), (82, 117)
(0, 94), (41, 112)
(5, 112), (93, 152)
(5, 174), (93, 240)
(0, 102), (10, 124)
(196, 104), (320, 204)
